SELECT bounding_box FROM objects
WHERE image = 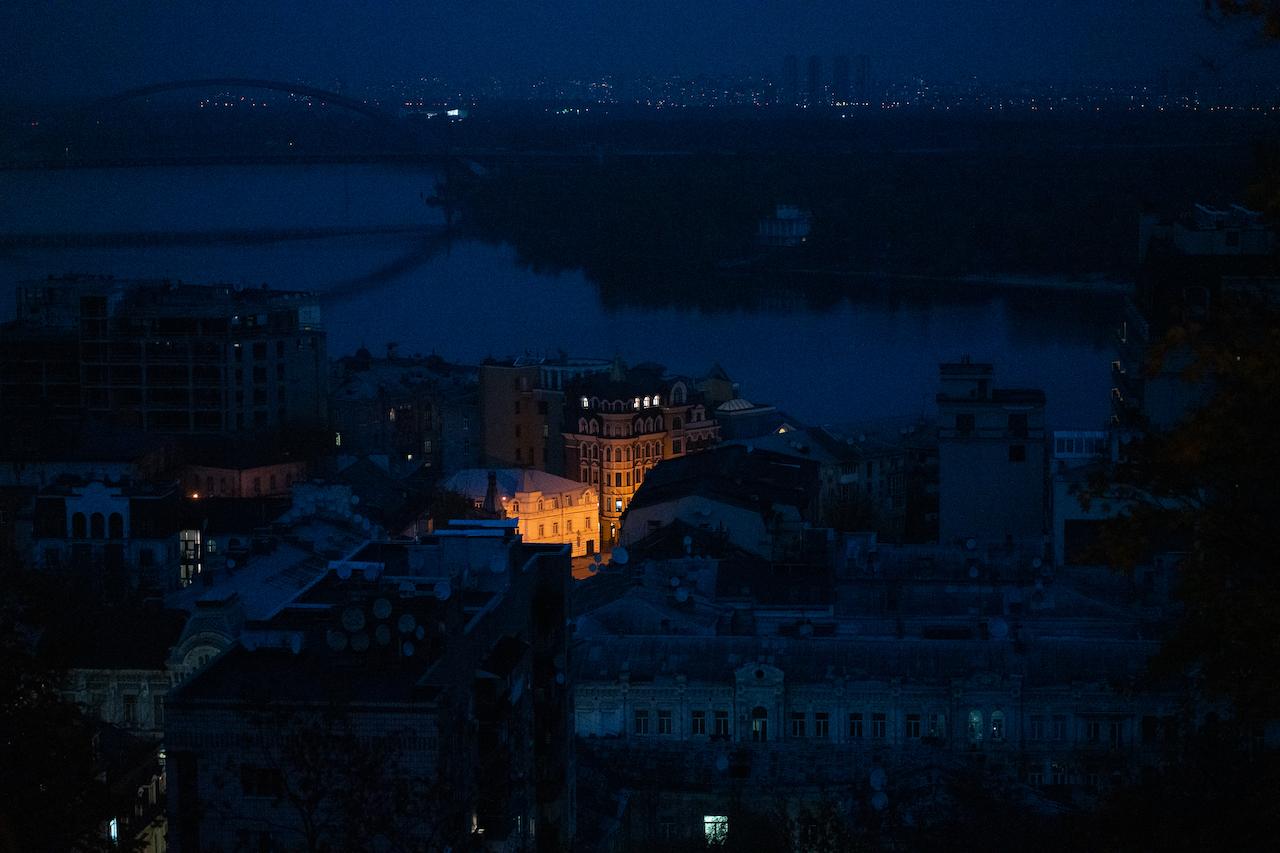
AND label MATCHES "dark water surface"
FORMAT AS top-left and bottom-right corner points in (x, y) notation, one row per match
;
(1, 163), (1121, 428)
